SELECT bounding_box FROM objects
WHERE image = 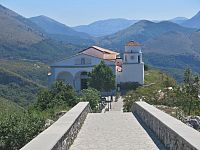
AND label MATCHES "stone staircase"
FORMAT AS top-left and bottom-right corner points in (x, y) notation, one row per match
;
(70, 110), (164, 150)
(21, 100), (200, 150)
